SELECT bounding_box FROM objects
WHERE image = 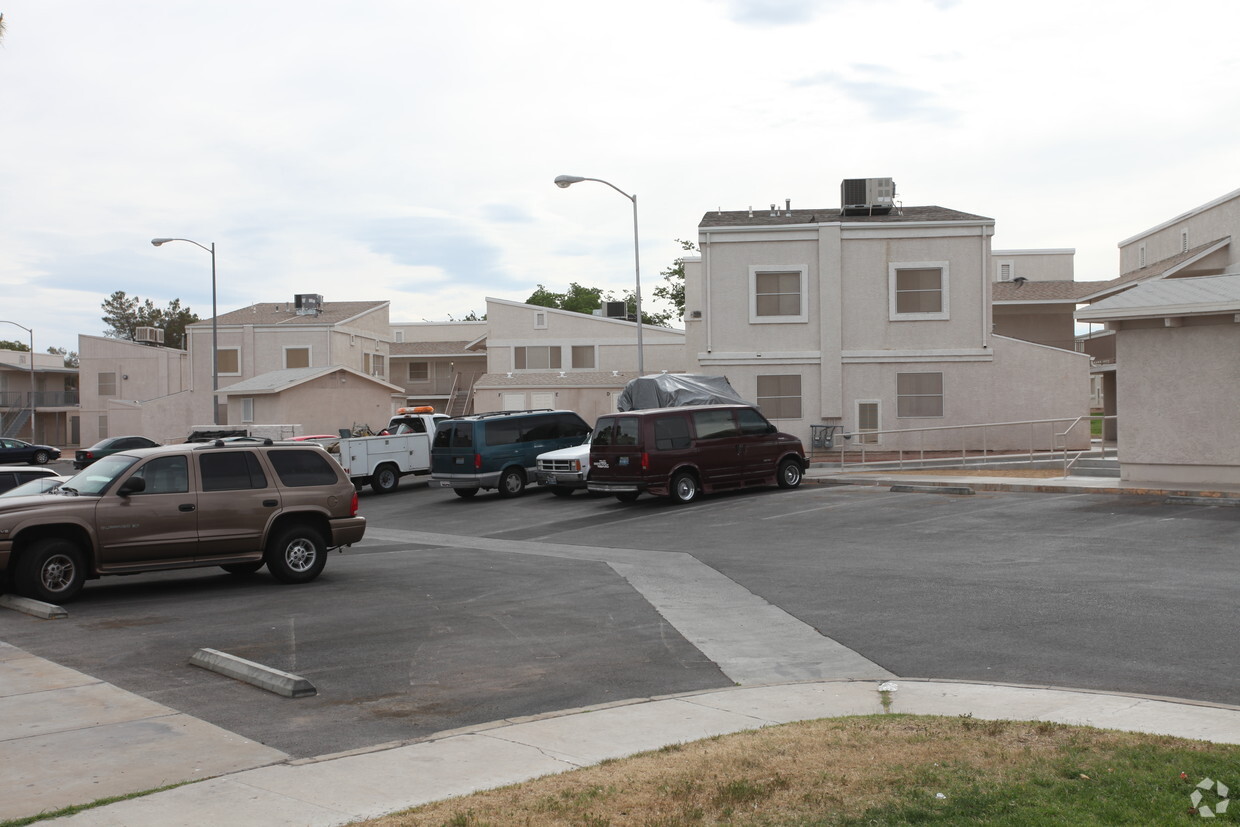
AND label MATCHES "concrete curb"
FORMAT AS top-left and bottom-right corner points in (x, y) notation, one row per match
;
(189, 648), (317, 698)
(0, 594), (68, 619)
